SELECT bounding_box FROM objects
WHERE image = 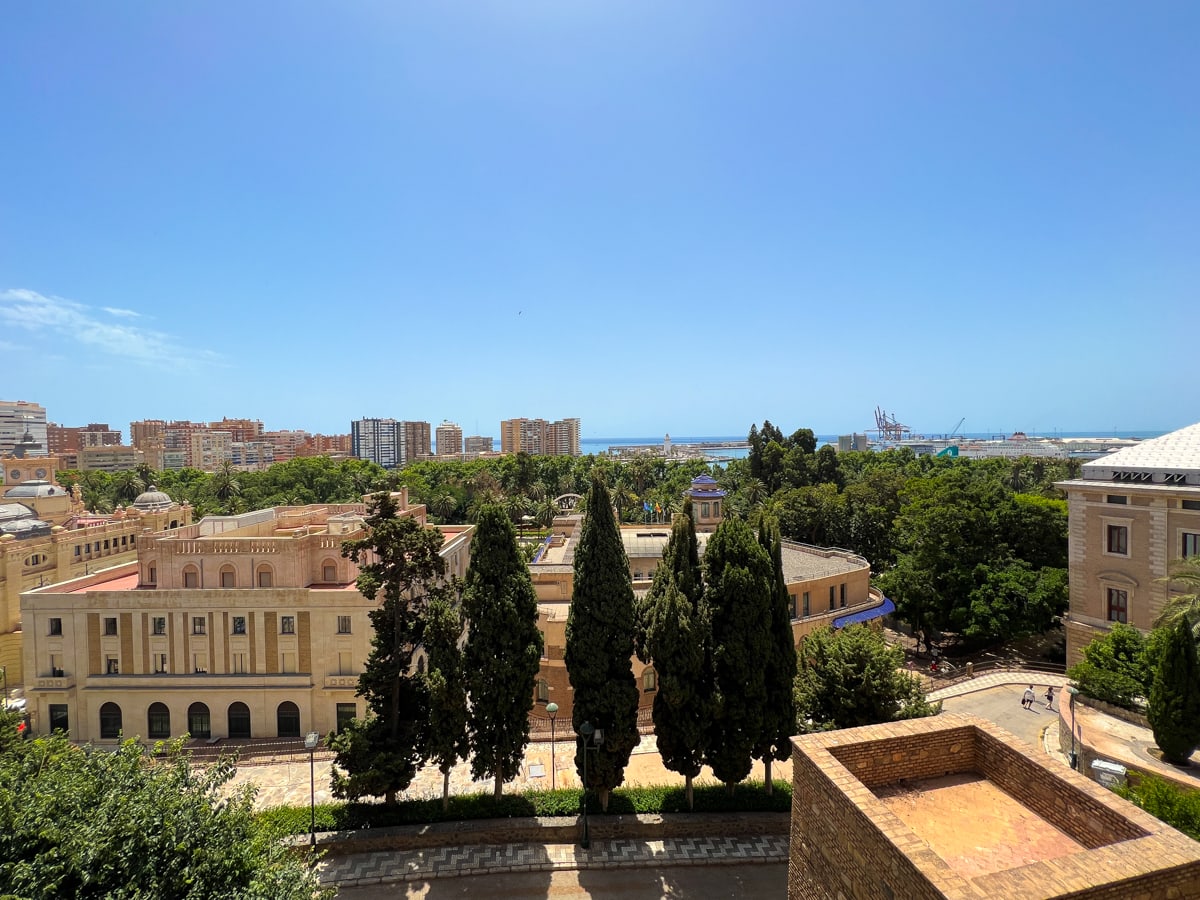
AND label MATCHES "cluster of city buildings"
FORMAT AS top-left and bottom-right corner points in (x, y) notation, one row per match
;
(1, 401), (582, 478)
